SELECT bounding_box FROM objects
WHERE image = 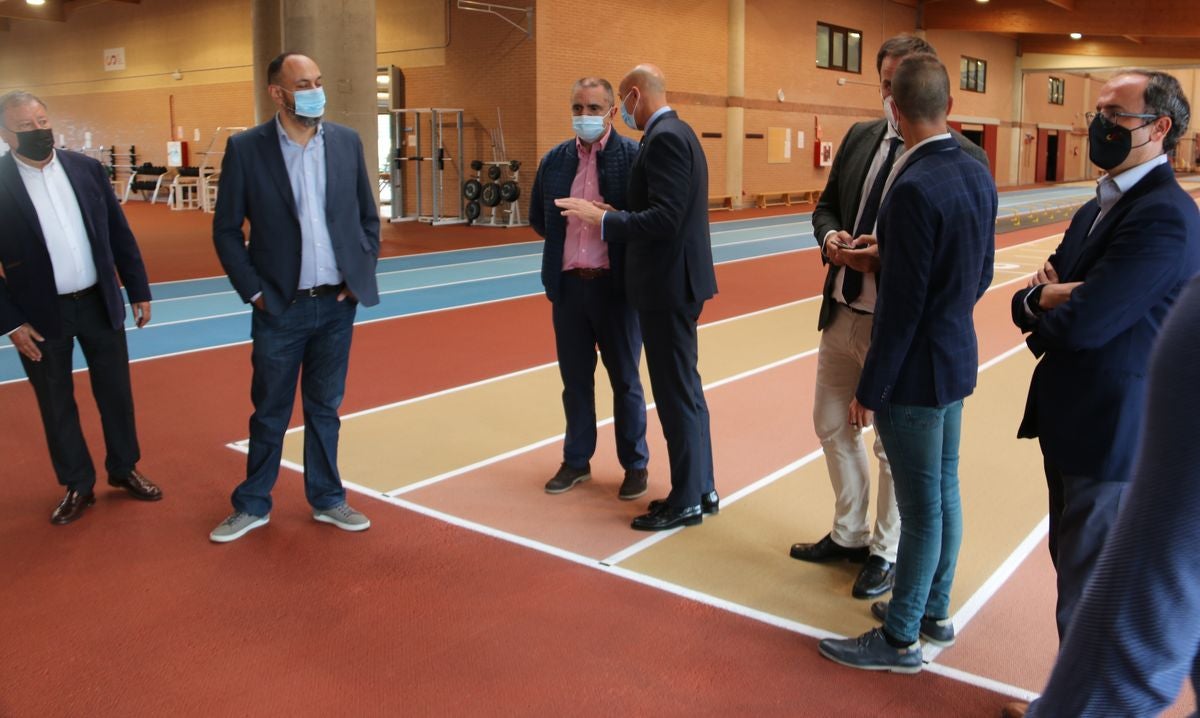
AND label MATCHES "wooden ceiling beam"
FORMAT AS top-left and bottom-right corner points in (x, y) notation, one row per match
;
(0, 1), (66, 22)
(925, 0), (1199, 38)
(1020, 36), (1200, 59)
(1044, 0), (1075, 9)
